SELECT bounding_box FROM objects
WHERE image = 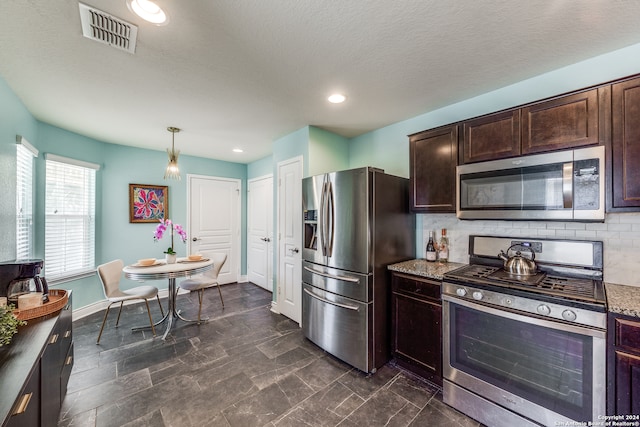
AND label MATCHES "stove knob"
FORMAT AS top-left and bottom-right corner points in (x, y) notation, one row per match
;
(562, 310), (577, 322)
(456, 288), (467, 297)
(537, 304), (551, 316)
(472, 291), (483, 301)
